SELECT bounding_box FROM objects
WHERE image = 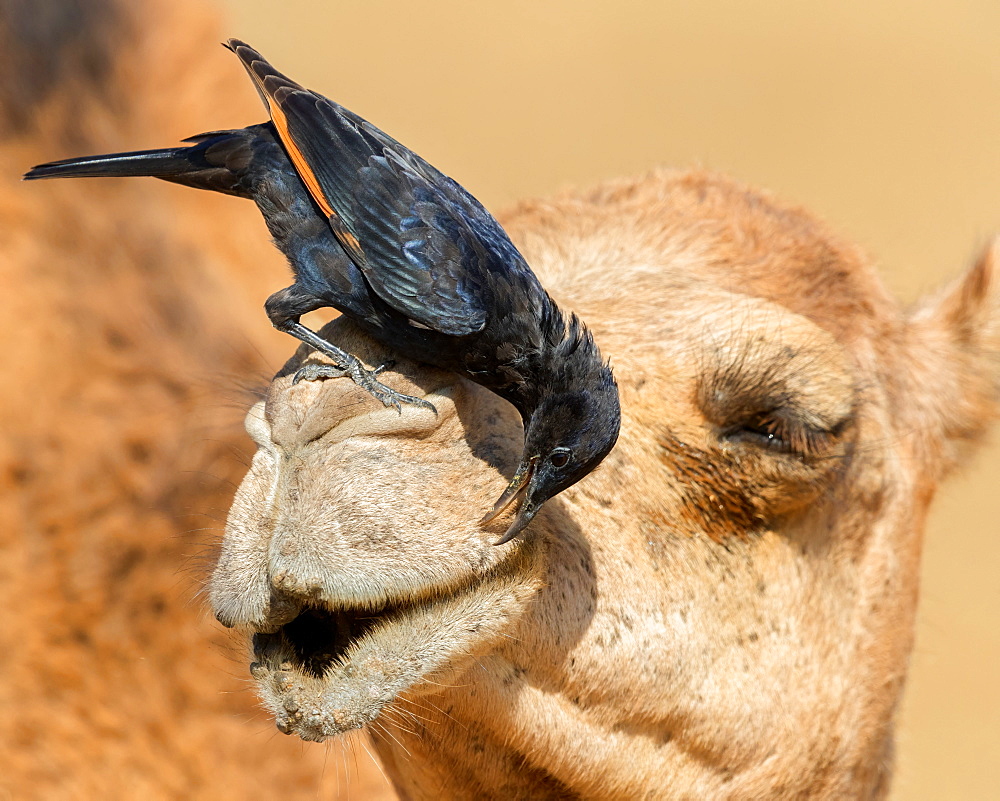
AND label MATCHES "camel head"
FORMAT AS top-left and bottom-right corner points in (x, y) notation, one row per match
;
(211, 169), (999, 799)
